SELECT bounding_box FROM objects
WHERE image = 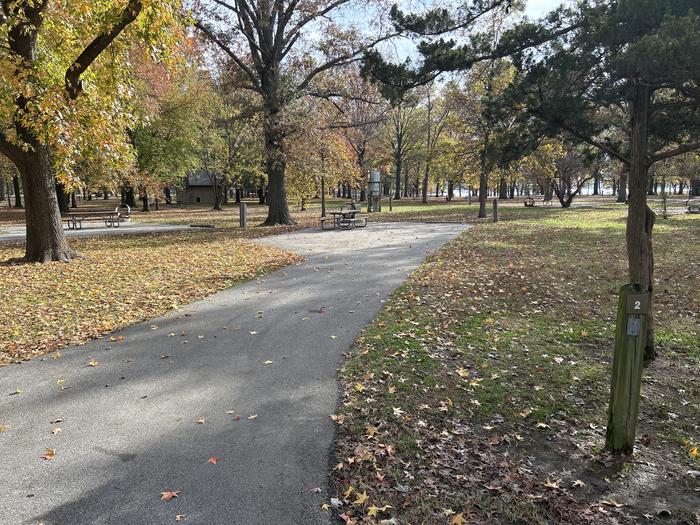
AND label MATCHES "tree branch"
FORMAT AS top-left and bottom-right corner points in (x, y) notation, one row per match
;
(65, 0), (143, 99)
(650, 141), (700, 164)
(295, 32), (399, 97)
(0, 132), (22, 164)
(194, 21), (260, 90)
